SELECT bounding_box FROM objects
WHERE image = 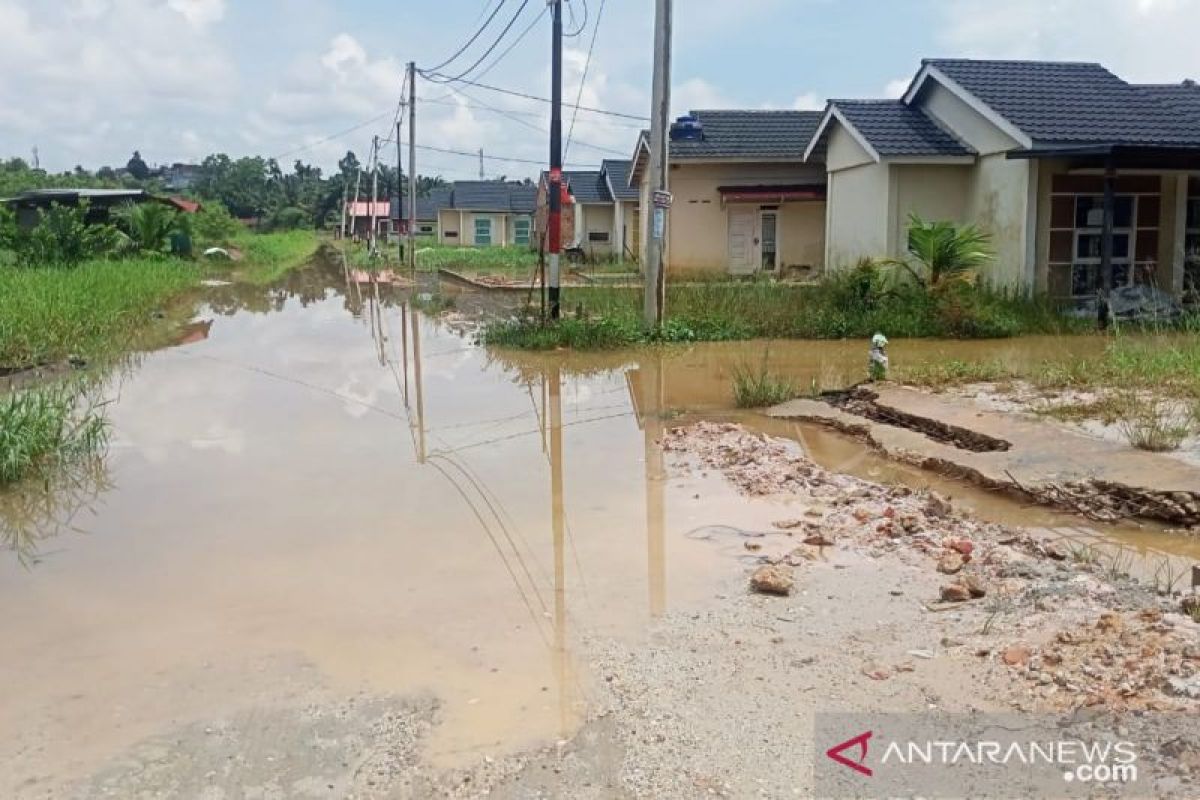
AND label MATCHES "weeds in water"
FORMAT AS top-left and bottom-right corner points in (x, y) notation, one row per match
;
(1184, 596), (1200, 623)
(1114, 392), (1195, 452)
(732, 349), (796, 408)
(1066, 540), (1102, 566)
(0, 382), (109, 486)
(1103, 547), (1135, 582)
(1151, 557), (1186, 597)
